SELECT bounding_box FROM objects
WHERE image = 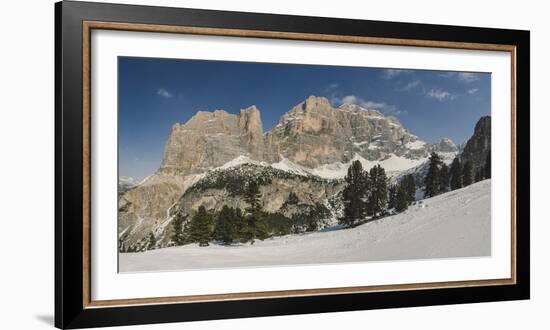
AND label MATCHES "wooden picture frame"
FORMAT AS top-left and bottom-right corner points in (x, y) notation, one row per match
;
(55, 1), (530, 328)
